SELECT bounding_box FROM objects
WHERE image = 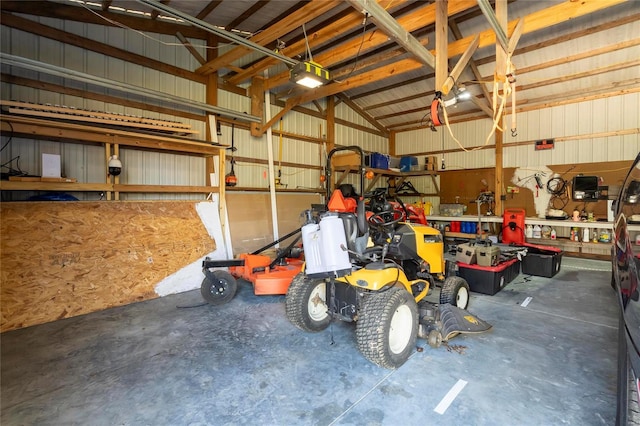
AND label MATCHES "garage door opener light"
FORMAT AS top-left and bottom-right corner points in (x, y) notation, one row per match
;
(290, 60), (330, 89)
